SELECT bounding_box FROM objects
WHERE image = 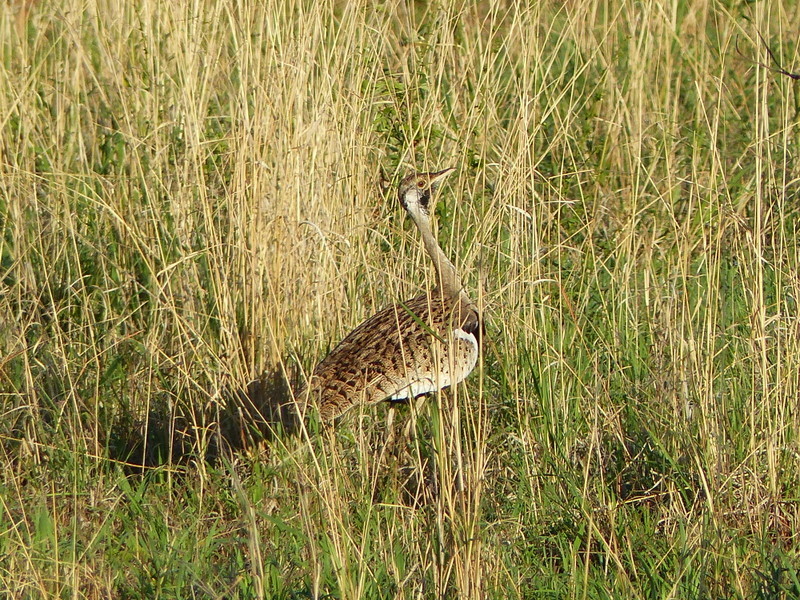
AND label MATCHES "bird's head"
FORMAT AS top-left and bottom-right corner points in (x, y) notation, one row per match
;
(397, 168), (455, 219)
